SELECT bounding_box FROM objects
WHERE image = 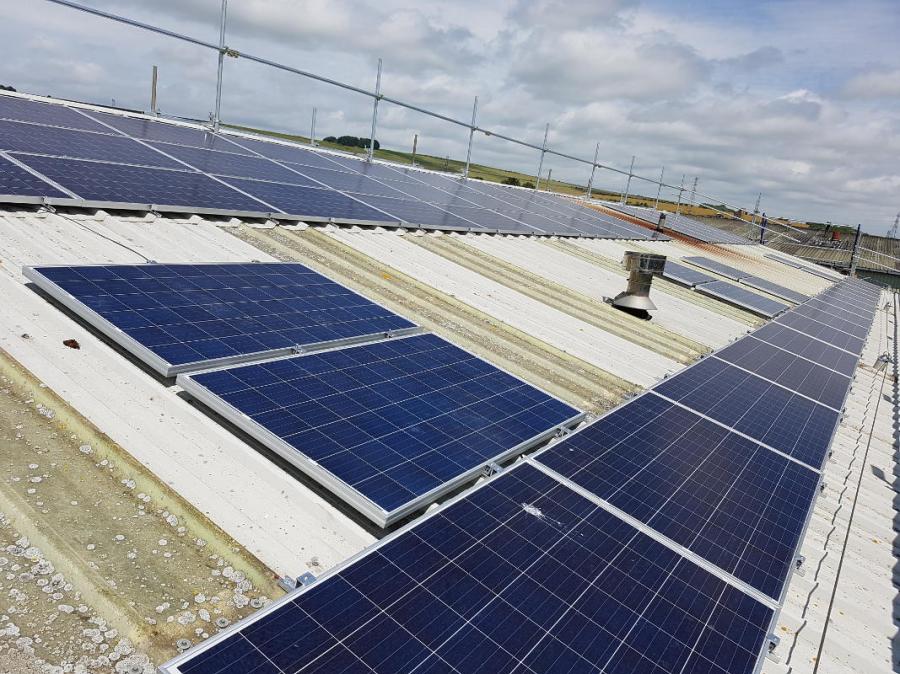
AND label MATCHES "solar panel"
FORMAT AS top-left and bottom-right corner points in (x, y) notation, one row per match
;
(178, 334), (582, 525)
(85, 111), (241, 152)
(535, 394), (819, 599)
(776, 312), (866, 355)
(806, 296), (874, 323)
(695, 280), (789, 317)
(682, 256), (750, 281)
(750, 323), (859, 377)
(652, 358), (839, 469)
(739, 276), (808, 304)
(714, 338), (851, 410)
(222, 178), (392, 223)
(0, 120), (184, 169)
(763, 253), (803, 269)
(608, 203), (753, 245)
(147, 143), (318, 184)
(792, 304), (871, 339)
(24, 263), (417, 377)
(11, 154), (269, 212)
(162, 463), (773, 674)
(0, 94), (670, 240)
(0, 155), (69, 198)
(661, 260), (717, 287)
(0, 96), (110, 132)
